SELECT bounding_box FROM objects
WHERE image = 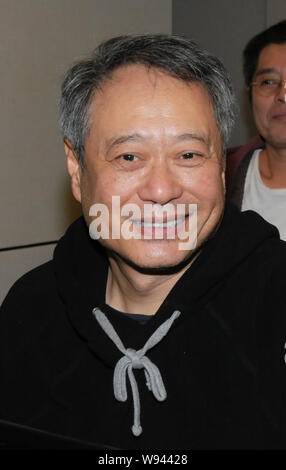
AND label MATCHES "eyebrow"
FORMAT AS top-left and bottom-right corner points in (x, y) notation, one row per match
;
(255, 68), (280, 77)
(105, 133), (143, 151)
(105, 132), (209, 151)
(173, 132), (210, 146)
